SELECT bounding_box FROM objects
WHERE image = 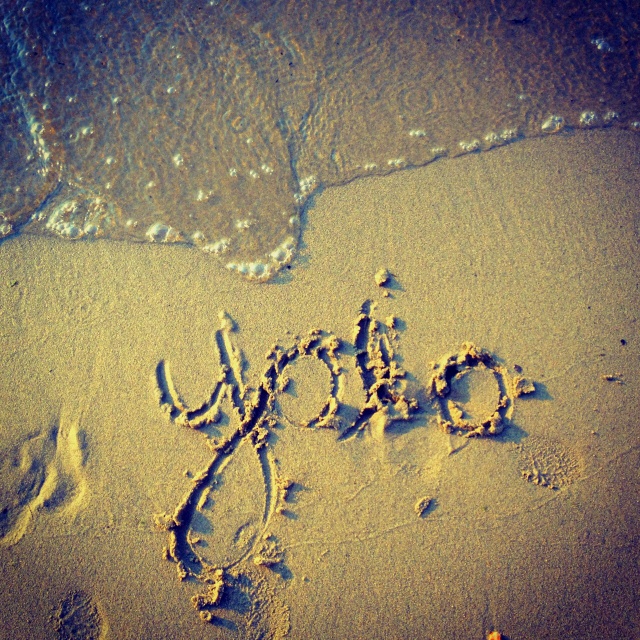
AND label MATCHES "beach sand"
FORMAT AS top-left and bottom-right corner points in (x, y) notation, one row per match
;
(0, 129), (638, 639)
